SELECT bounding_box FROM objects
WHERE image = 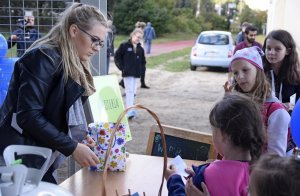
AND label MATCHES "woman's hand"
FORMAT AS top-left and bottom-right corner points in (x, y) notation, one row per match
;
(185, 179), (210, 196)
(72, 143), (100, 167)
(164, 164), (178, 180)
(84, 134), (96, 148)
